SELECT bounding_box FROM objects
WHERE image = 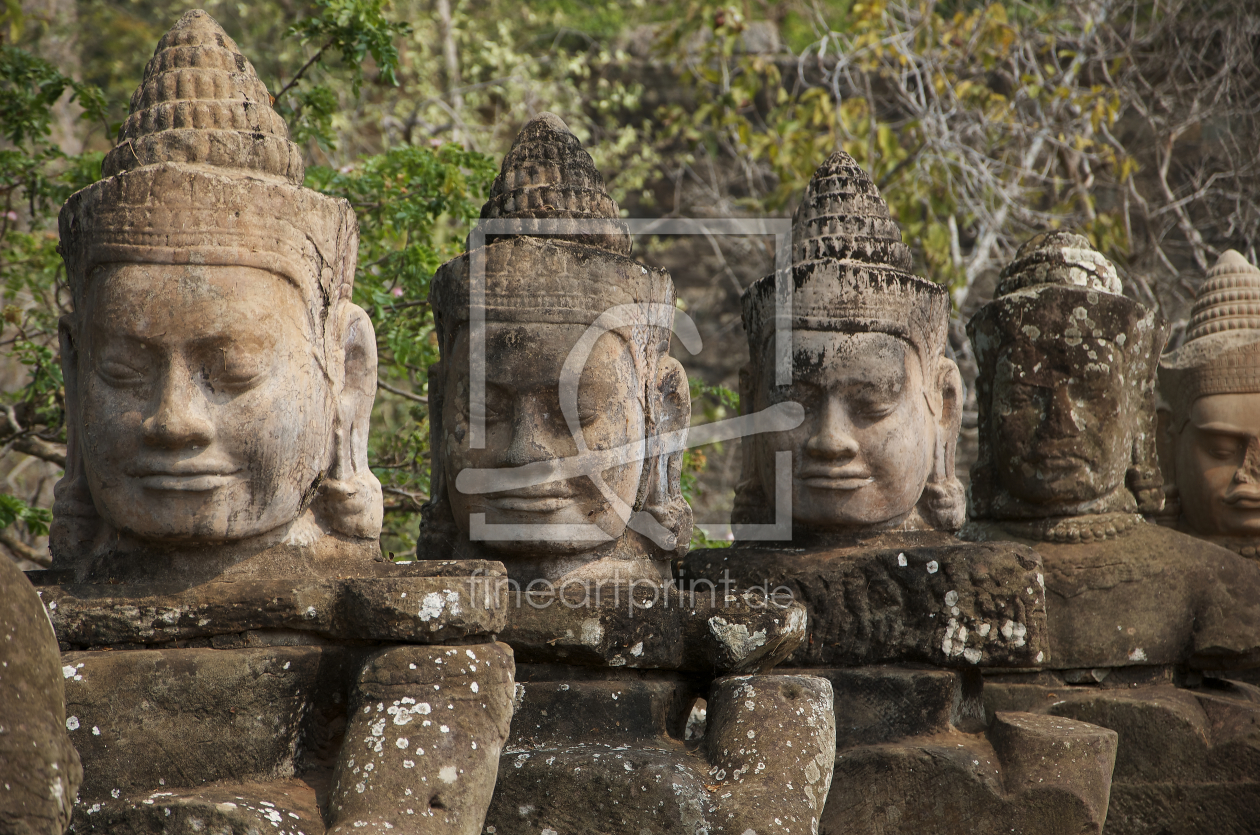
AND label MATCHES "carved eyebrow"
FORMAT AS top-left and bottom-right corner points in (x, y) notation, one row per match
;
(1192, 422), (1255, 438)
